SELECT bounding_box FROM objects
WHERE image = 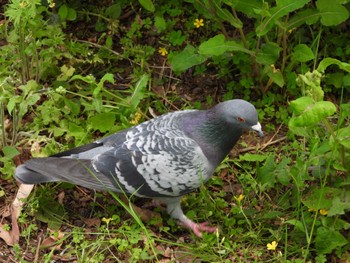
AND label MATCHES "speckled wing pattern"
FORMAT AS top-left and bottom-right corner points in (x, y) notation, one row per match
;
(93, 111), (214, 198)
